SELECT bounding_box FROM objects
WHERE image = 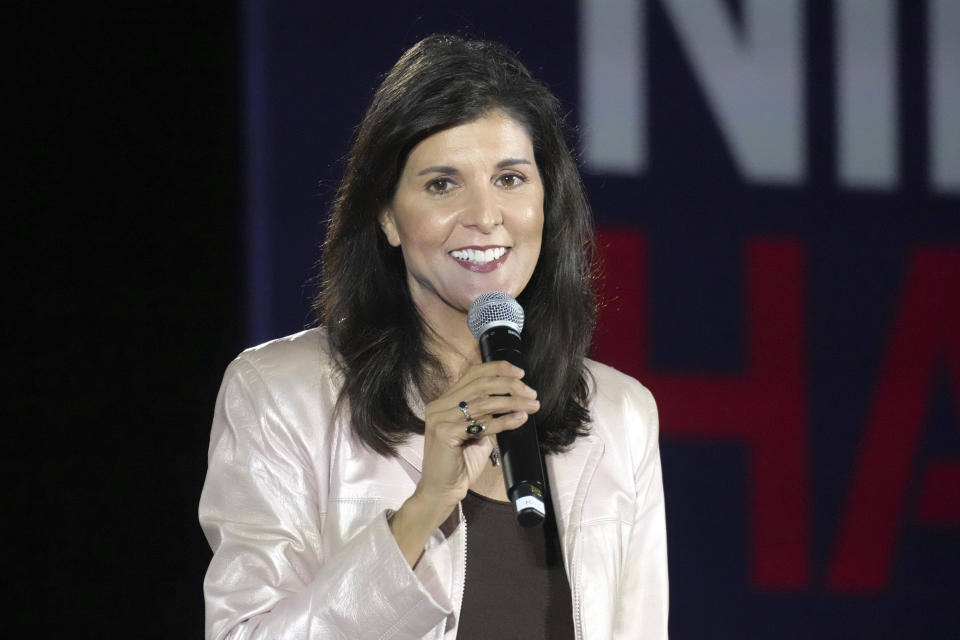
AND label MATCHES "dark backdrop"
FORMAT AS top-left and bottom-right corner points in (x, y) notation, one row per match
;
(10, 2), (958, 638)
(11, 3), (239, 636)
